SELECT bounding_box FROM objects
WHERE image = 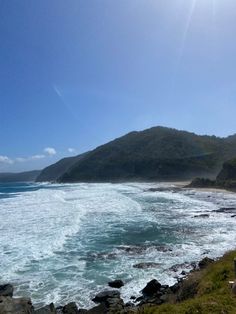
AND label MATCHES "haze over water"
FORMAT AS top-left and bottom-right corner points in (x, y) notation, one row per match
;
(0, 182), (236, 309)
